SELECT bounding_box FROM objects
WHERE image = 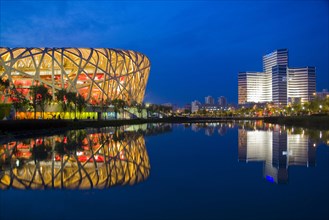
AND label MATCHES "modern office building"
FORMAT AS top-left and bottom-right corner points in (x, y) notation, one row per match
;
(238, 72), (247, 105)
(238, 71), (270, 104)
(238, 49), (316, 106)
(272, 65), (288, 106)
(263, 49), (288, 74)
(0, 48), (151, 105)
(287, 67), (316, 104)
(263, 48), (288, 104)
